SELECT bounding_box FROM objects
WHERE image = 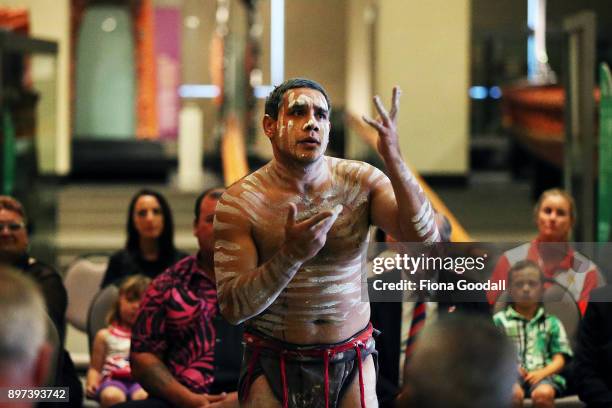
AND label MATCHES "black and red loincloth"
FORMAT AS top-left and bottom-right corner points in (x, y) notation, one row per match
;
(238, 323), (378, 408)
